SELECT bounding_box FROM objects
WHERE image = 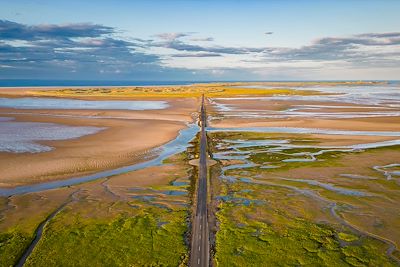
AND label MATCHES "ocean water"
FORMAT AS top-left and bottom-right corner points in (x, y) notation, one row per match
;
(0, 80), (398, 87)
(0, 80), (200, 87)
